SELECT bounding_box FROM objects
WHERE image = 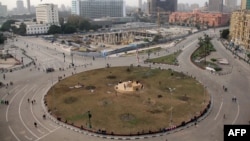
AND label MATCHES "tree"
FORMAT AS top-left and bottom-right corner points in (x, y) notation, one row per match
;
(0, 33), (7, 44)
(79, 20), (91, 31)
(59, 17), (64, 26)
(0, 20), (18, 31)
(11, 22), (26, 36)
(18, 23), (26, 36)
(67, 15), (83, 27)
(220, 29), (229, 39)
(48, 25), (62, 34)
(247, 53), (250, 62)
(64, 24), (76, 34)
